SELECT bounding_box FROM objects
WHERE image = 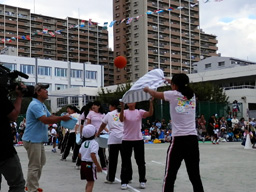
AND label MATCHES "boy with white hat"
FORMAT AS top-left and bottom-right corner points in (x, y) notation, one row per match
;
(79, 124), (102, 192)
